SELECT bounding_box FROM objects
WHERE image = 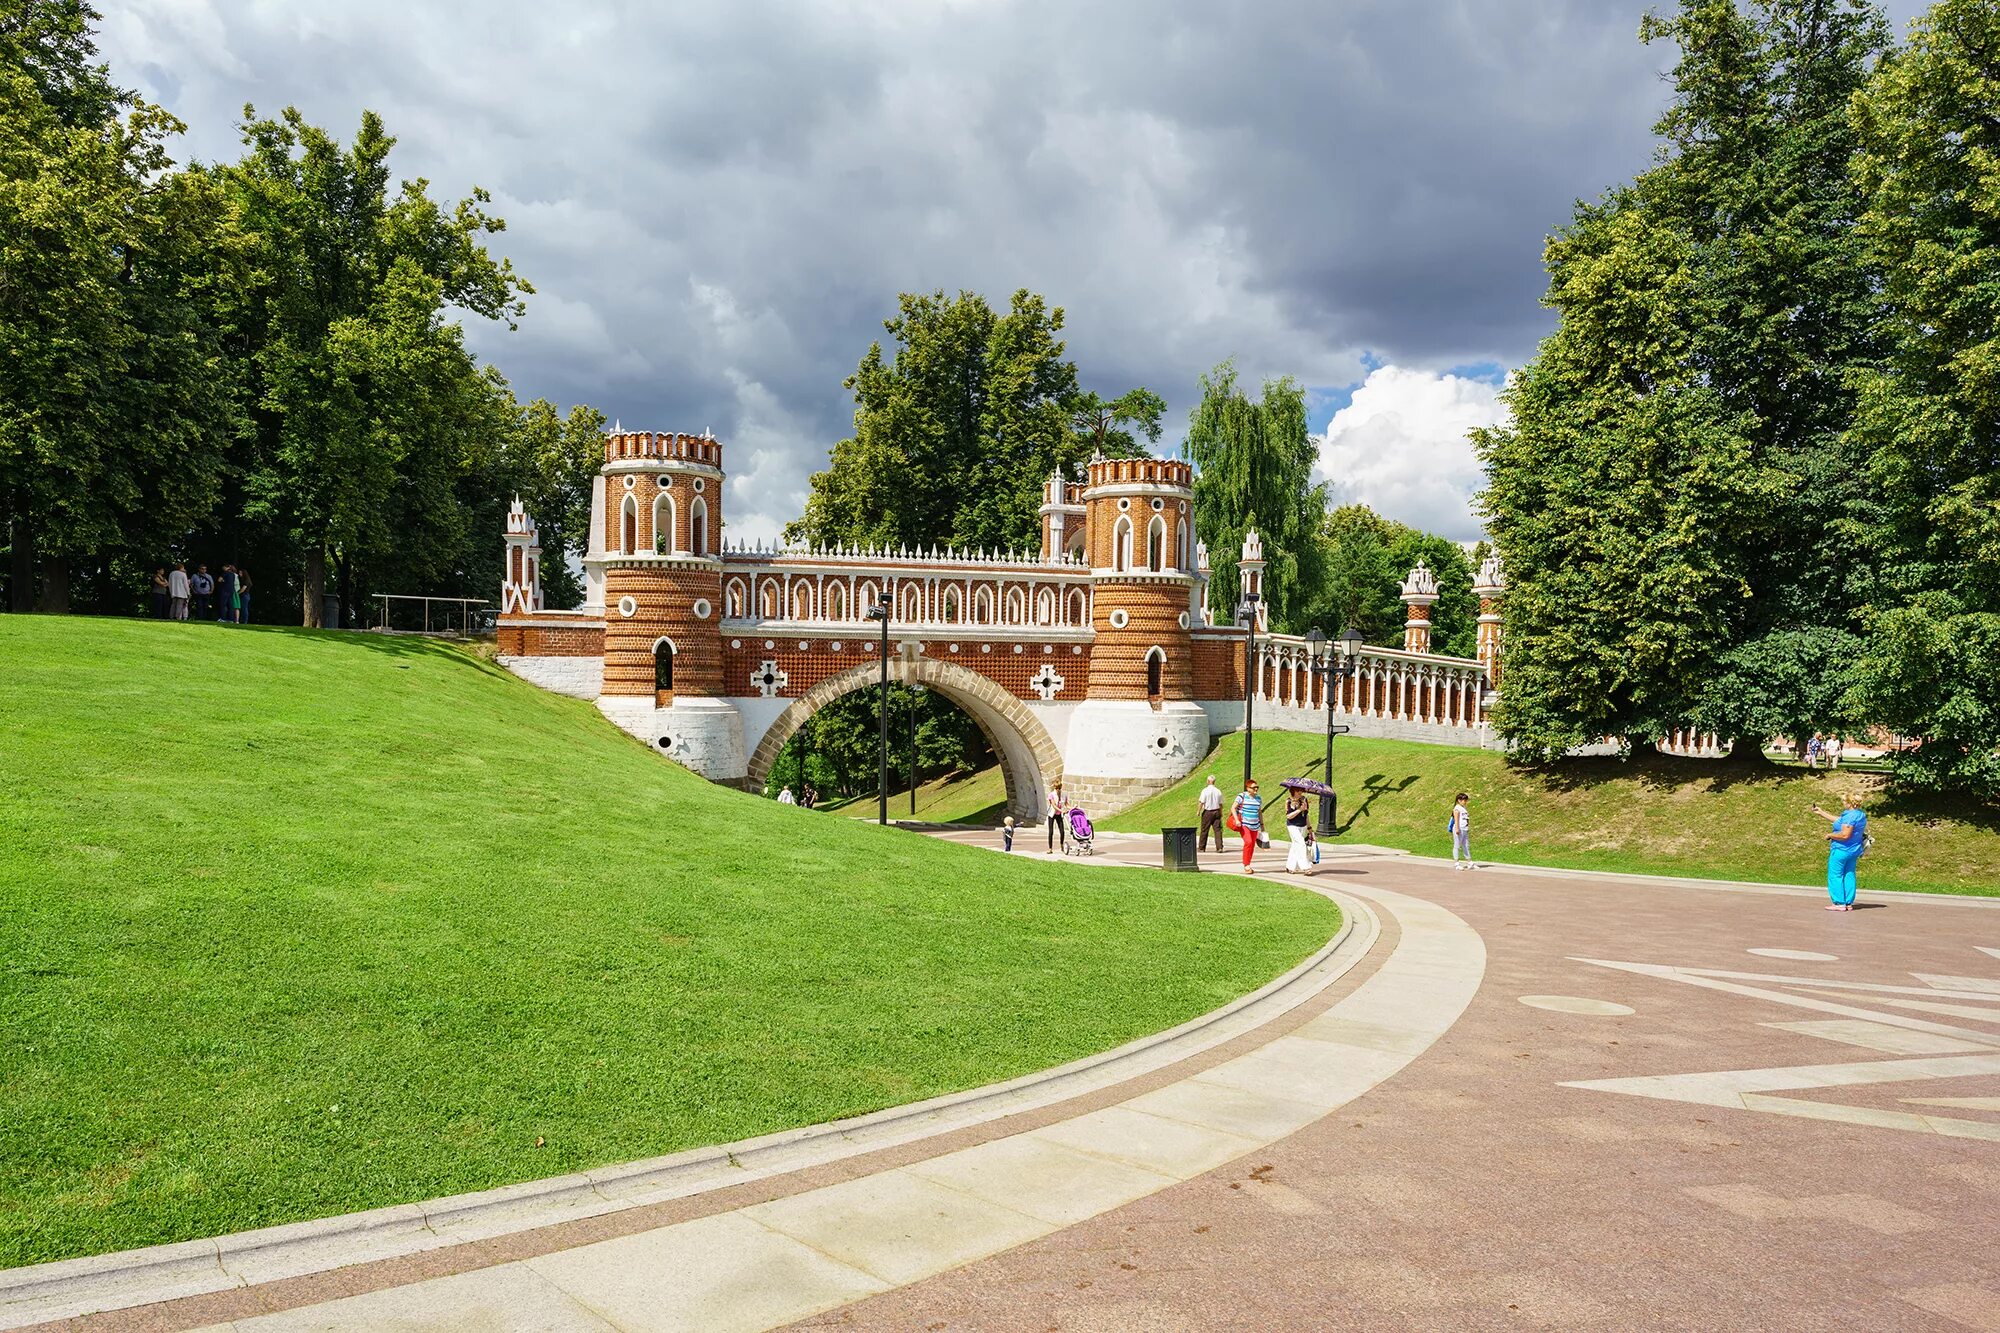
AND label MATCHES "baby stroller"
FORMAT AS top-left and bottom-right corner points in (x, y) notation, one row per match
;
(1064, 805), (1095, 855)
